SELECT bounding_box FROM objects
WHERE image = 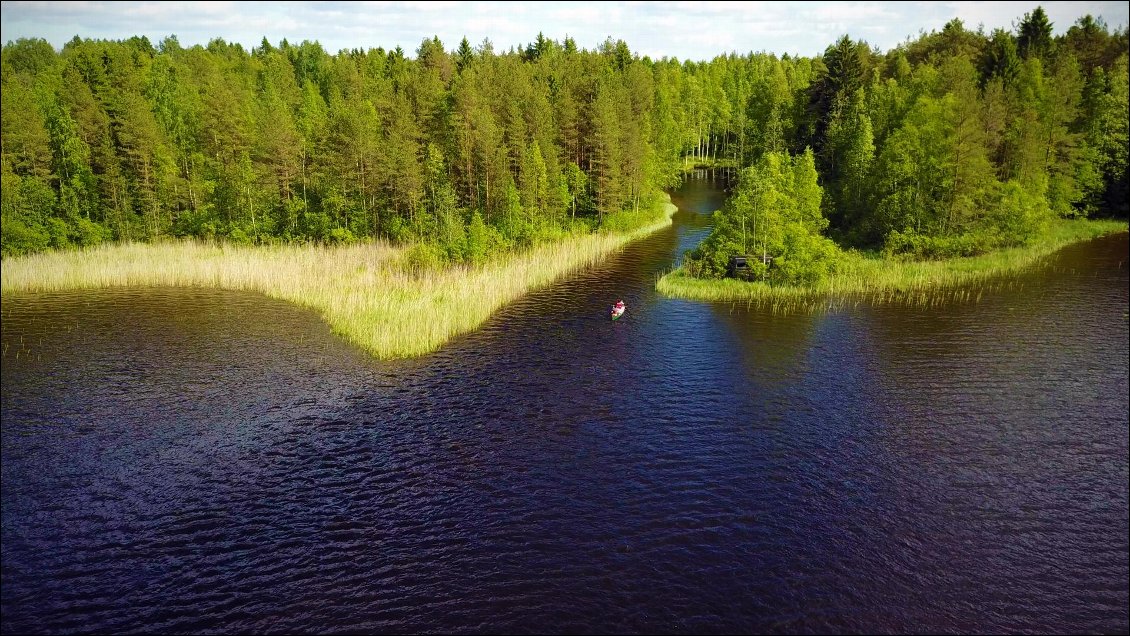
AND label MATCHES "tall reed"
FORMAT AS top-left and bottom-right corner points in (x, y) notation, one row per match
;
(657, 219), (1128, 309)
(2, 200), (677, 358)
